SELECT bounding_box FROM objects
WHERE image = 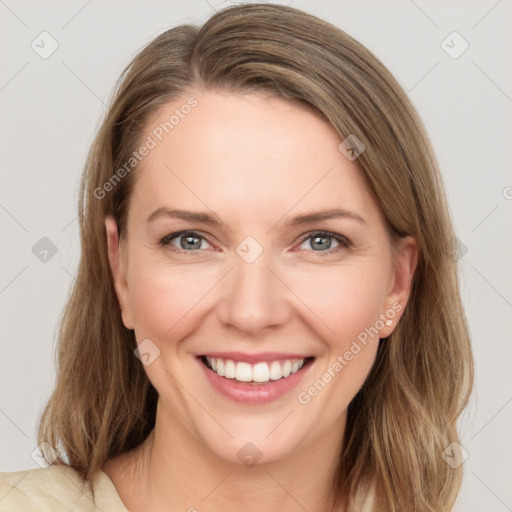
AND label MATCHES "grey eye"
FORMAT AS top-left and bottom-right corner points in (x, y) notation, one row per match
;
(174, 233), (205, 250)
(300, 234), (340, 251)
(160, 231), (211, 251)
